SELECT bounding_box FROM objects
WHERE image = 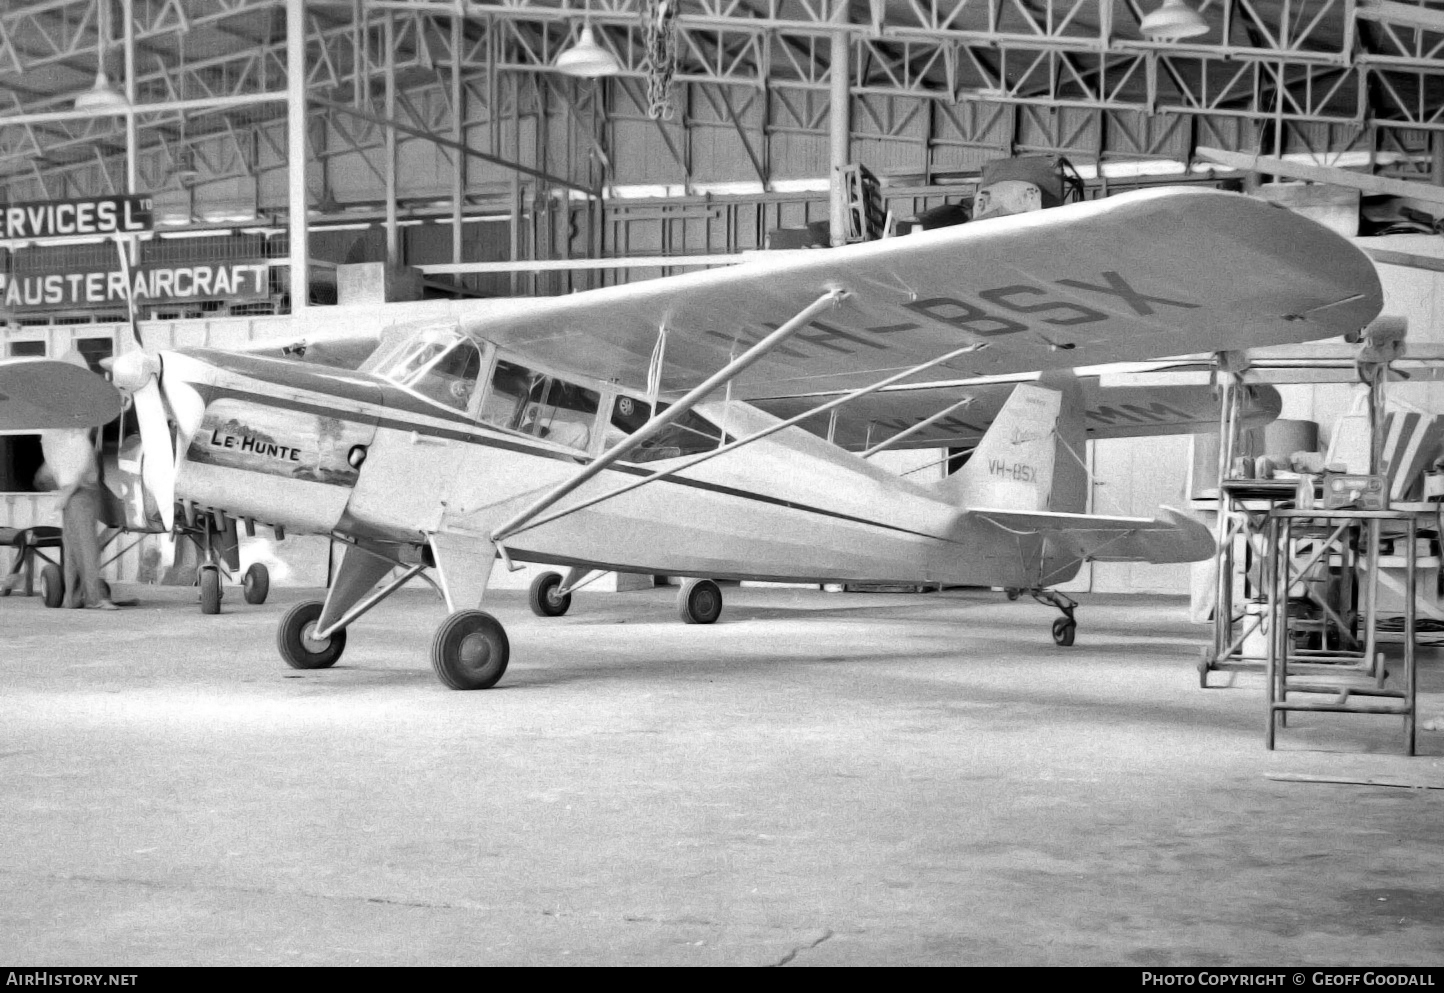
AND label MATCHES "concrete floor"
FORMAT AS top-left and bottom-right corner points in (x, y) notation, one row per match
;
(1, 583), (1442, 966)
